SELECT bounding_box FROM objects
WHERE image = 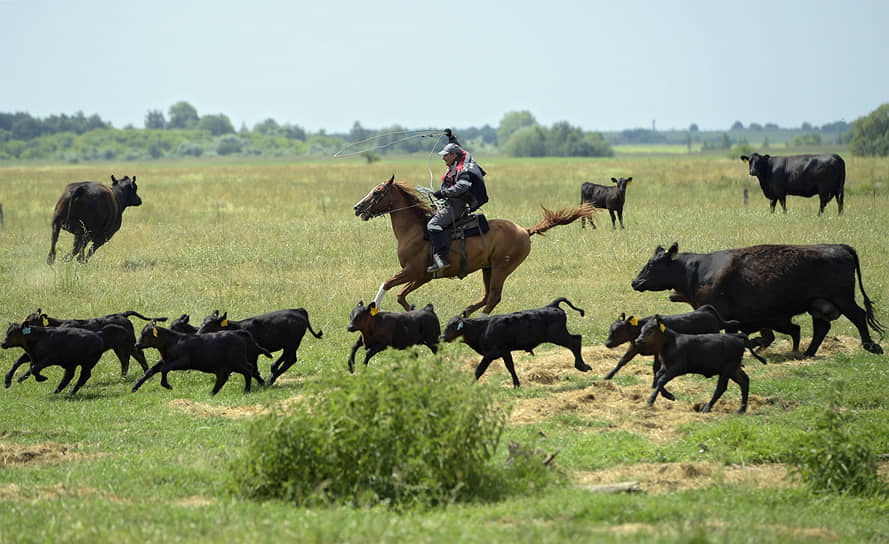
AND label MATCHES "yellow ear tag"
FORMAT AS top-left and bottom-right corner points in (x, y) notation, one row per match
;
(370, 306), (379, 317)
(626, 180), (632, 186)
(629, 317), (638, 326)
(152, 327), (158, 338)
(658, 322), (666, 333)
(221, 318), (229, 327)
(42, 316), (49, 326)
